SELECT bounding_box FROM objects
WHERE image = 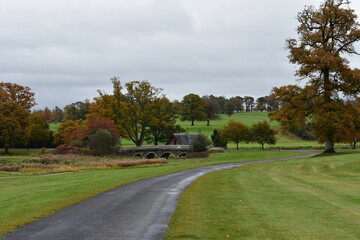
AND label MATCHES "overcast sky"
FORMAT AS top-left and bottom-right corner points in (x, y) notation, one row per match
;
(1, 0), (360, 109)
